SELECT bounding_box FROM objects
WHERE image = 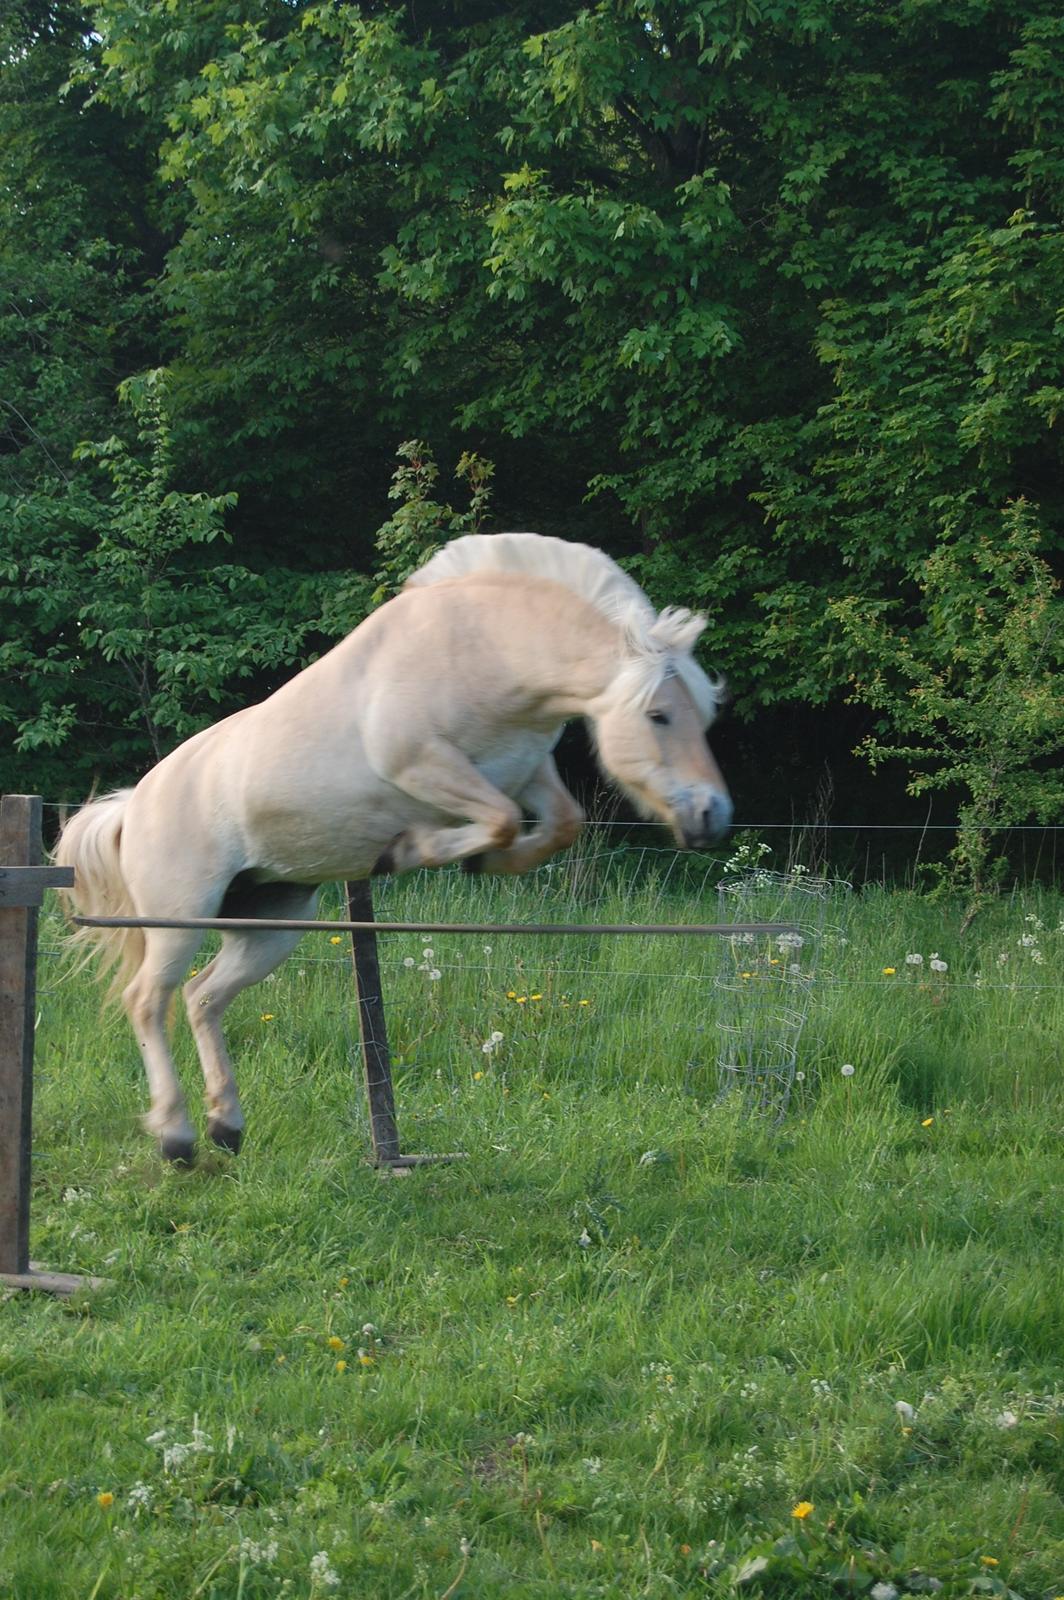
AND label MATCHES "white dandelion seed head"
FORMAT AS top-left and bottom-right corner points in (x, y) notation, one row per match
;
(402, 956), (415, 968)
(428, 968), (442, 981)
(841, 1063), (855, 1078)
(905, 953), (923, 965)
(930, 958), (947, 973)
(894, 1400), (917, 1423)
